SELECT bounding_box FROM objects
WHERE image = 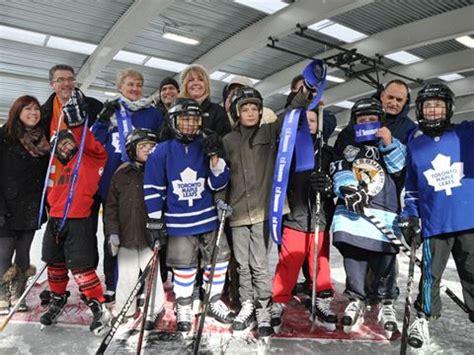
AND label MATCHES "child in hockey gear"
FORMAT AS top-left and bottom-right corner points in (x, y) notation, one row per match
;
(144, 98), (234, 333)
(330, 98), (406, 336)
(221, 87), (286, 337)
(105, 128), (165, 331)
(400, 83), (474, 349)
(271, 109), (337, 332)
(41, 97), (111, 335)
